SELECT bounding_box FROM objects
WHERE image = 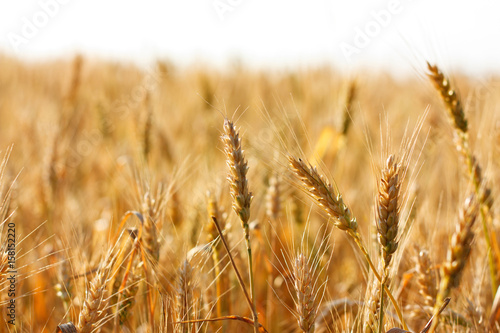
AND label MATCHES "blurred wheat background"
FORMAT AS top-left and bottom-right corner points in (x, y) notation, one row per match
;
(0, 51), (499, 332)
(1, 1), (500, 332)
